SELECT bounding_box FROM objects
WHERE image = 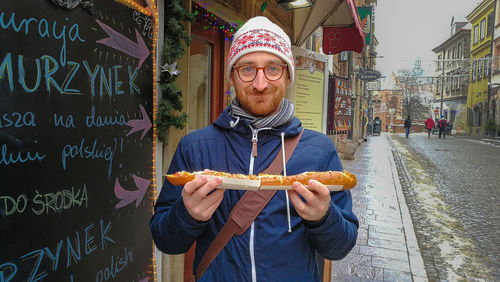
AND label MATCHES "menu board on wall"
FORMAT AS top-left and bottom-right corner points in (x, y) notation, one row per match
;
(292, 47), (328, 133)
(0, 0), (155, 281)
(327, 77), (352, 132)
